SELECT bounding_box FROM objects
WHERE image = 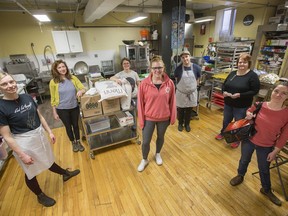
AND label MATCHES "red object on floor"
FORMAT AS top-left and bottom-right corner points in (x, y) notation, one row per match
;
(231, 142), (240, 148)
